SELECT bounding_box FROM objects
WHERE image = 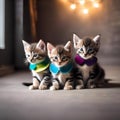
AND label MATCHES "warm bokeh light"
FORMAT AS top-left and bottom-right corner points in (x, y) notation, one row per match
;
(90, 0), (95, 2)
(70, 4), (76, 10)
(79, 0), (85, 5)
(60, 0), (102, 15)
(93, 2), (100, 8)
(83, 8), (89, 14)
(59, 0), (68, 3)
